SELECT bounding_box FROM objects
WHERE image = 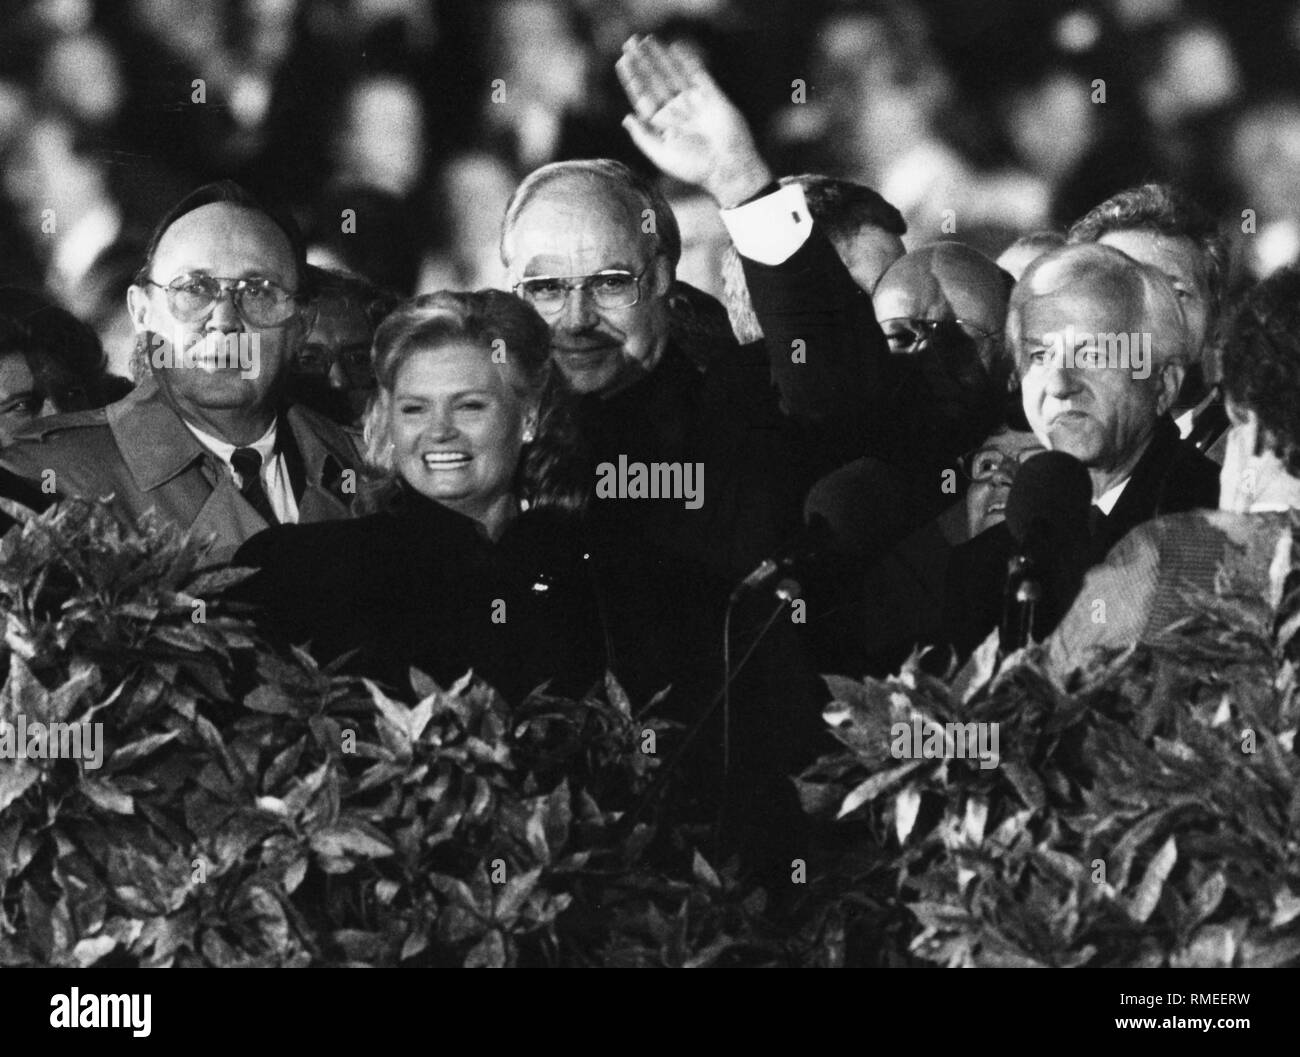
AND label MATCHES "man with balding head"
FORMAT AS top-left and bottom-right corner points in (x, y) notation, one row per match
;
(0, 181), (362, 559)
(872, 242), (1015, 461)
(942, 241), (1220, 656)
(503, 132), (881, 578)
(803, 241), (1016, 564)
(503, 159), (677, 400)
